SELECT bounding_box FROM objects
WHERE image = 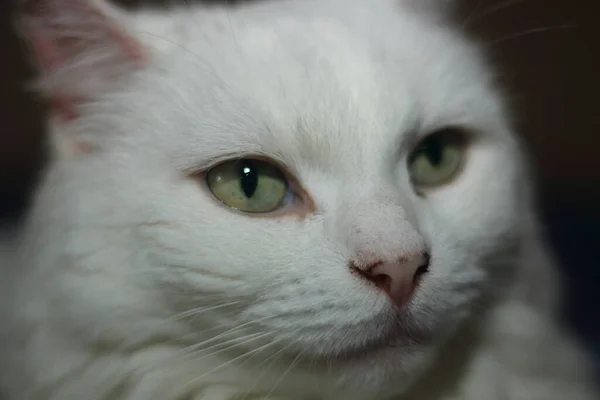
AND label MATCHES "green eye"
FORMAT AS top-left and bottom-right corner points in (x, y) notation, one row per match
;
(408, 129), (466, 188)
(206, 158), (289, 213)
